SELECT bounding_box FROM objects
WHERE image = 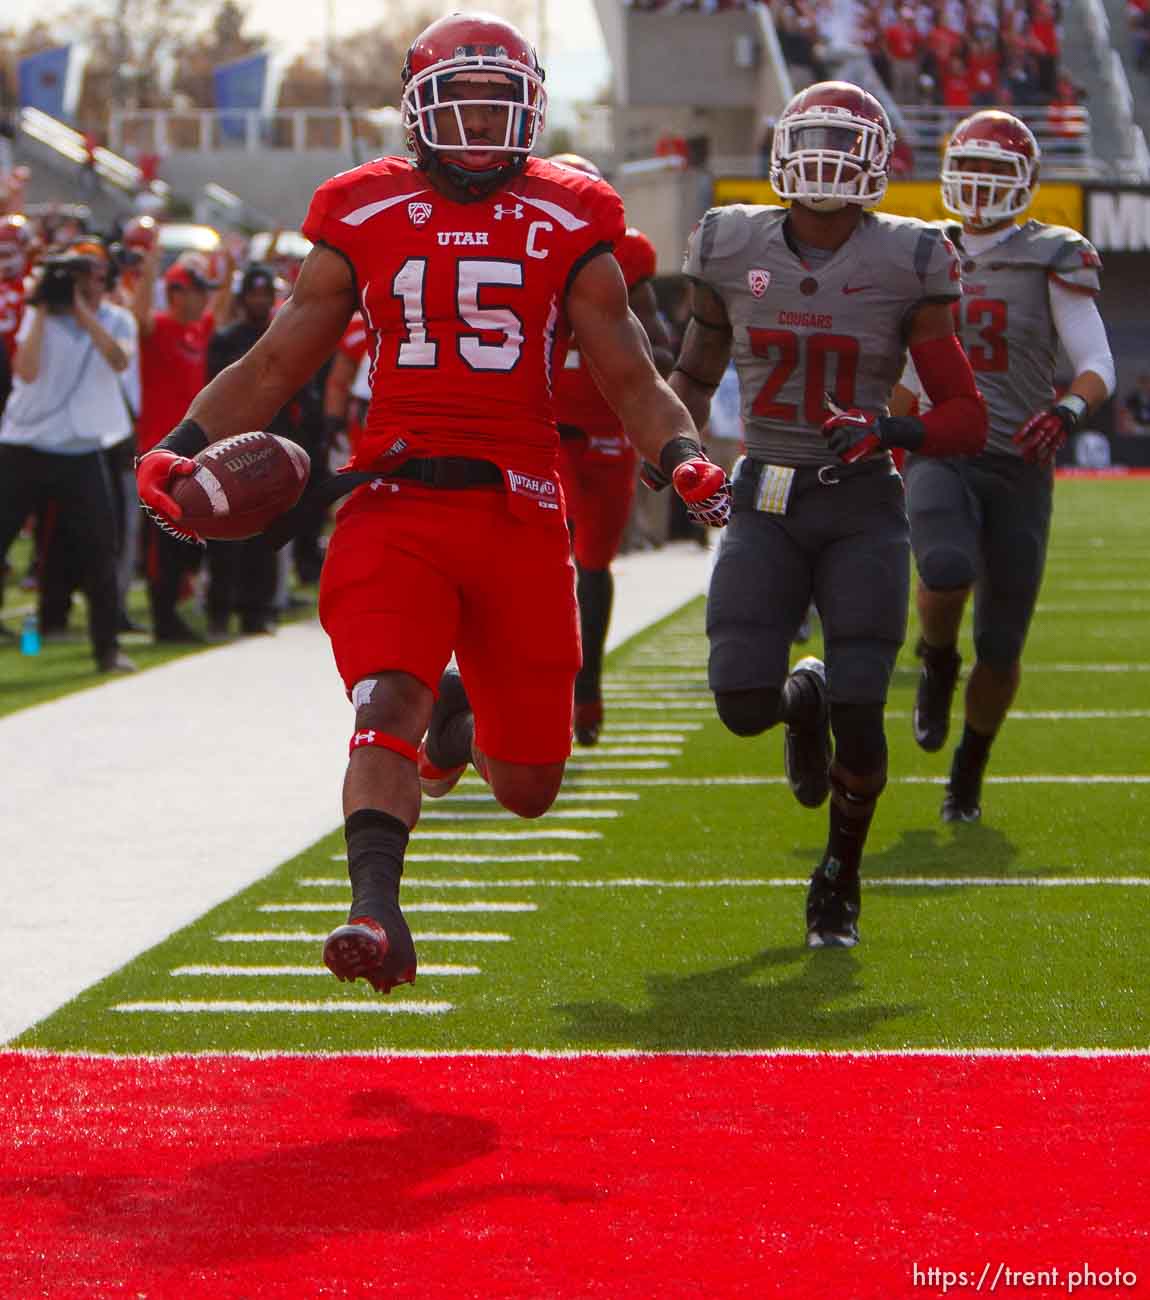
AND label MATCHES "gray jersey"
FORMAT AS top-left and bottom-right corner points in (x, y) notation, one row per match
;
(684, 205), (961, 467)
(949, 220), (1102, 457)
